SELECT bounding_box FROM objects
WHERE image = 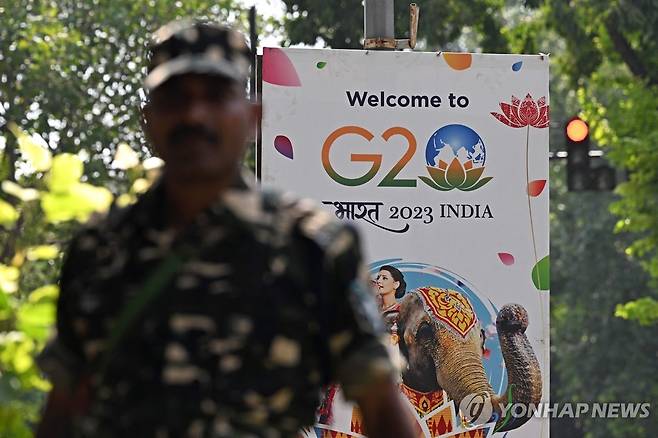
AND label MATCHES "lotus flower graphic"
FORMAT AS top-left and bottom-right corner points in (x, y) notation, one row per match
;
(420, 124), (493, 192)
(491, 94), (549, 128)
(490, 92), (550, 293)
